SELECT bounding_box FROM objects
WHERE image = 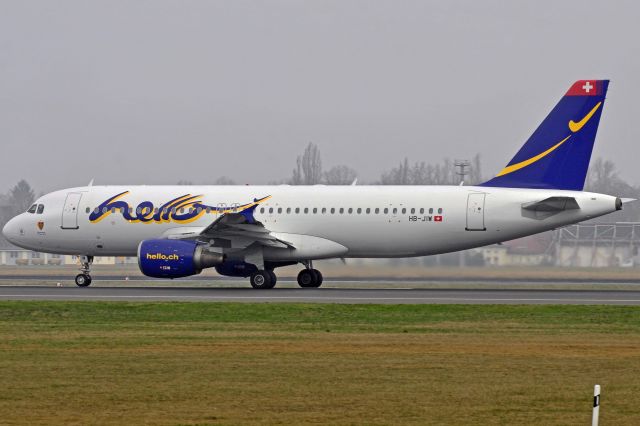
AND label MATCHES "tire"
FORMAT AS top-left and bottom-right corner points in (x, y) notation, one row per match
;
(267, 270), (277, 288)
(311, 269), (323, 287)
(250, 270), (273, 289)
(297, 269), (315, 288)
(75, 274), (92, 287)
